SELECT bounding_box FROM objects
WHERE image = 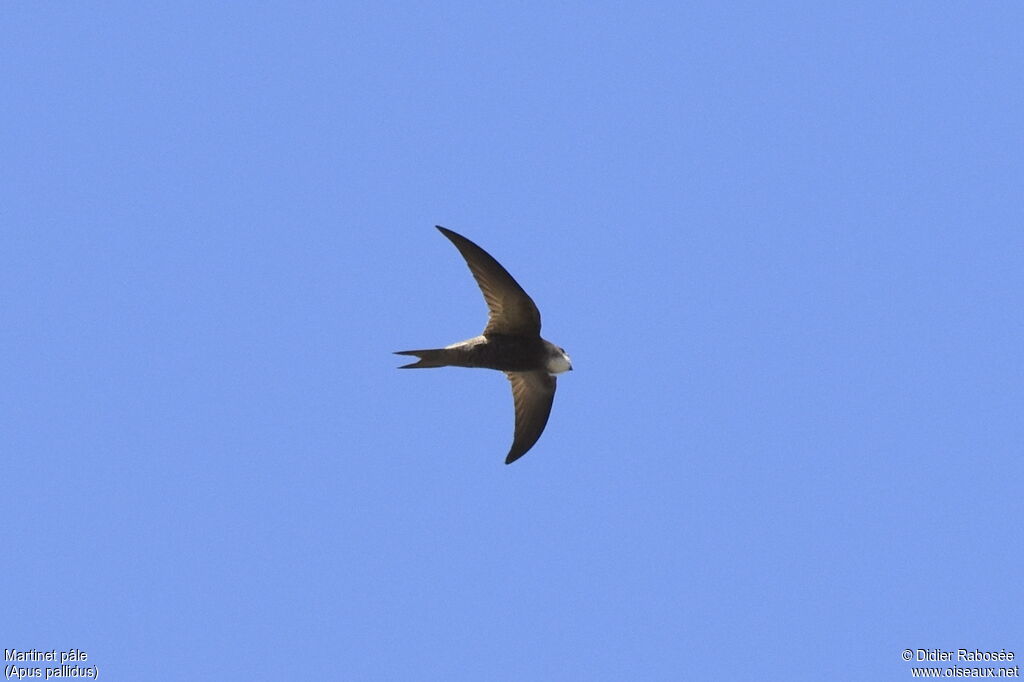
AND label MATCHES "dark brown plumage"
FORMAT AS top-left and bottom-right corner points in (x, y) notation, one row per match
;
(396, 226), (572, 464)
